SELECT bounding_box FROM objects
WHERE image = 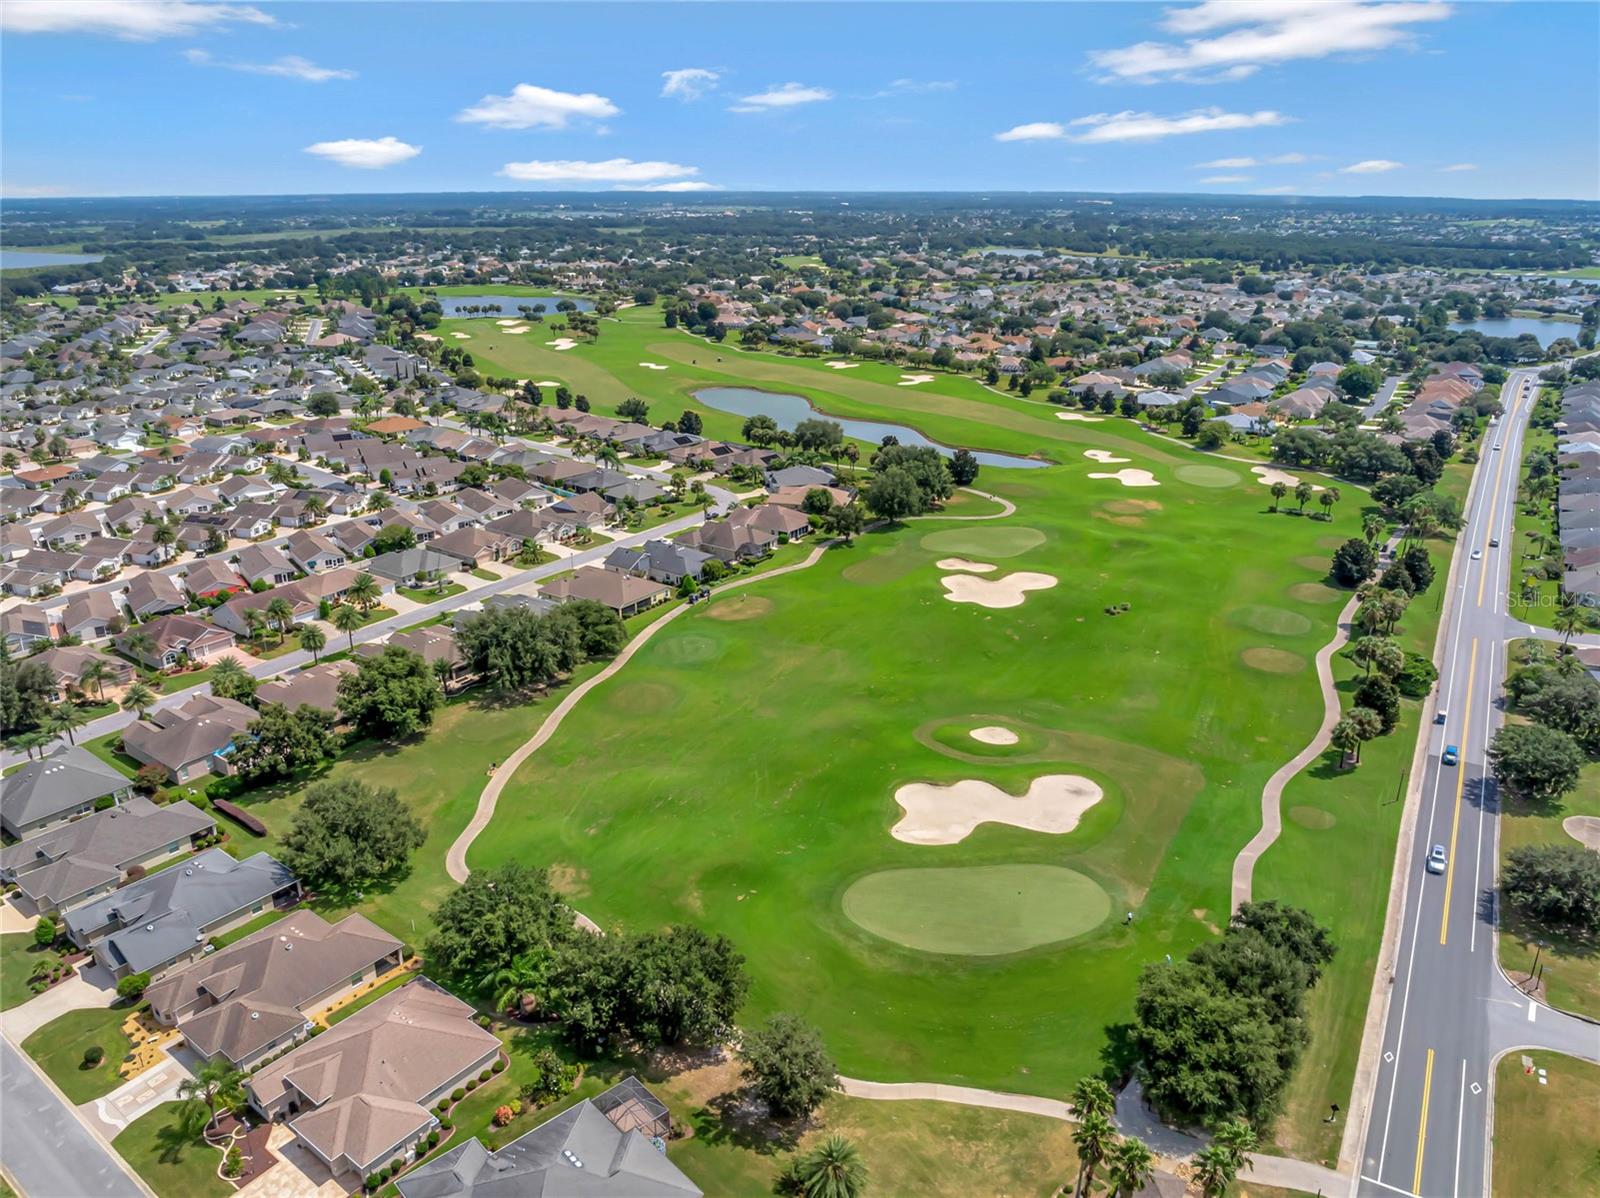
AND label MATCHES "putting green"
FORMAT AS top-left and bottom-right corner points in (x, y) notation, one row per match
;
(653, 634), (723, 665)
(705, 595), (772, 621)
(1175, 464), (1241, 488)
(841, 864), (1111, 956)
(1287, 581), (1347, 604)
(1241, 647), (1307, 674)
(1228, 605), (1314, 637)
(919, 526), (1046, 558)
(1289, 806), (1337, 830)
(606, 681), (680, 714)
